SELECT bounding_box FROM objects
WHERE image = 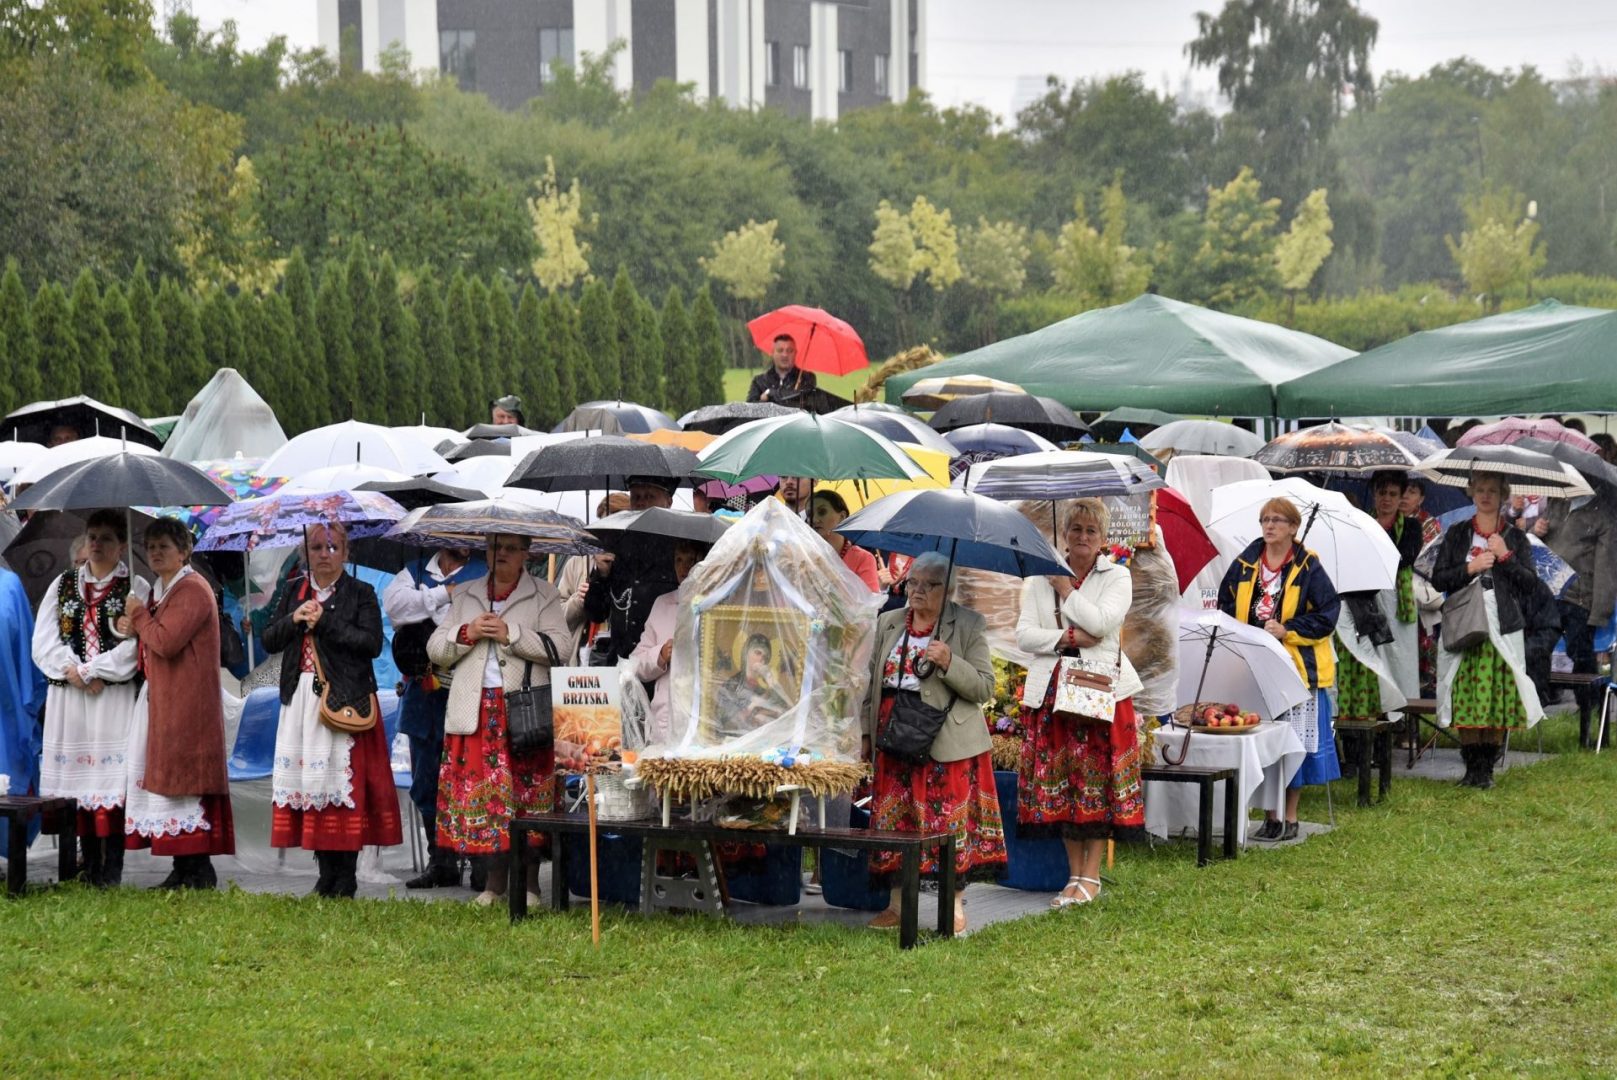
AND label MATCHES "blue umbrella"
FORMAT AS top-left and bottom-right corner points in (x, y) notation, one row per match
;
(835, 488), (1069, 578)
(941, 423), (1058, 459)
